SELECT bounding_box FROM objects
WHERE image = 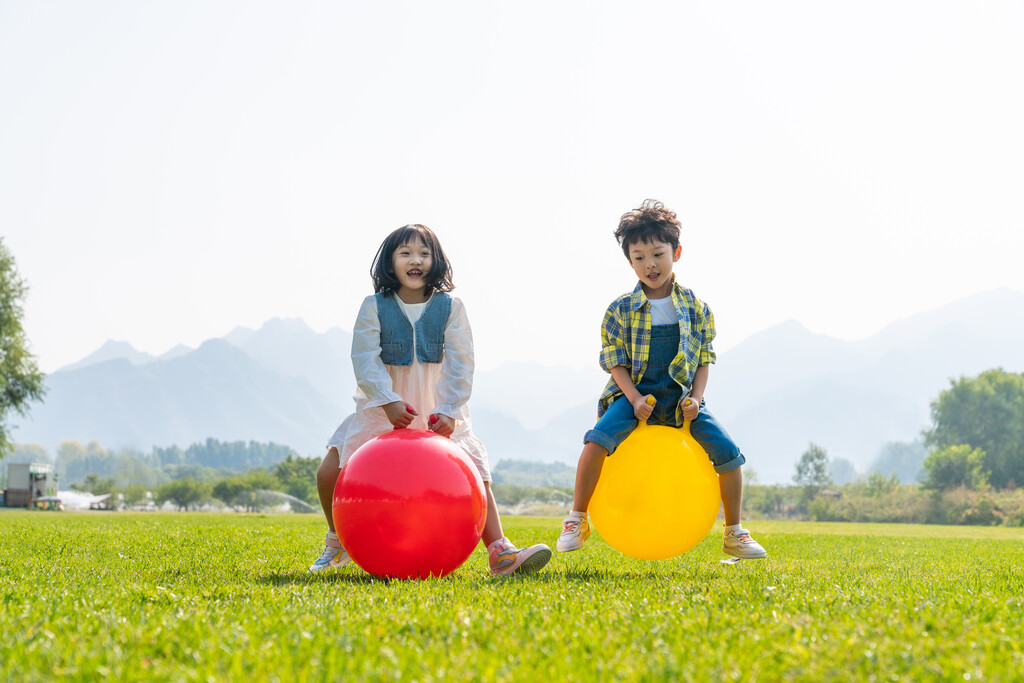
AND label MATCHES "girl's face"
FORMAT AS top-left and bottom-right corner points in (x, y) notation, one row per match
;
(391, 236), (434, 302)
